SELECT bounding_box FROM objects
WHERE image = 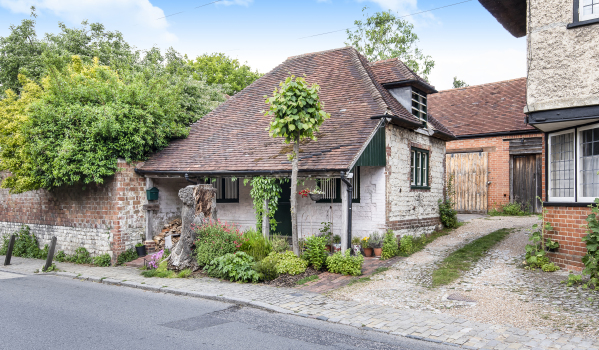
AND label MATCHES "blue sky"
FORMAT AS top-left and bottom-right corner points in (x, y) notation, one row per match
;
(0, 0), (526, 90)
